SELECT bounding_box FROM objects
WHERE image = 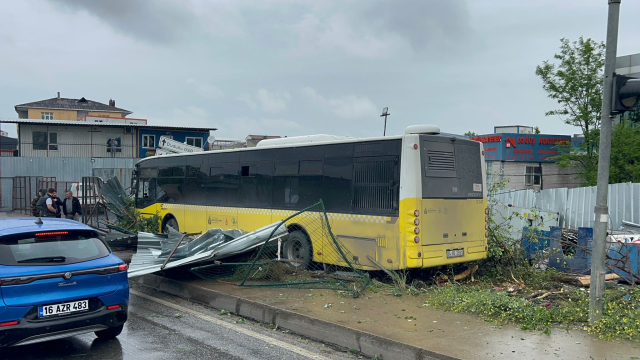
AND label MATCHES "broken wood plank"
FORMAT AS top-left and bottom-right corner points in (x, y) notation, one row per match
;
(454, 265), (479, 281)
(577, 273), (620, 286)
